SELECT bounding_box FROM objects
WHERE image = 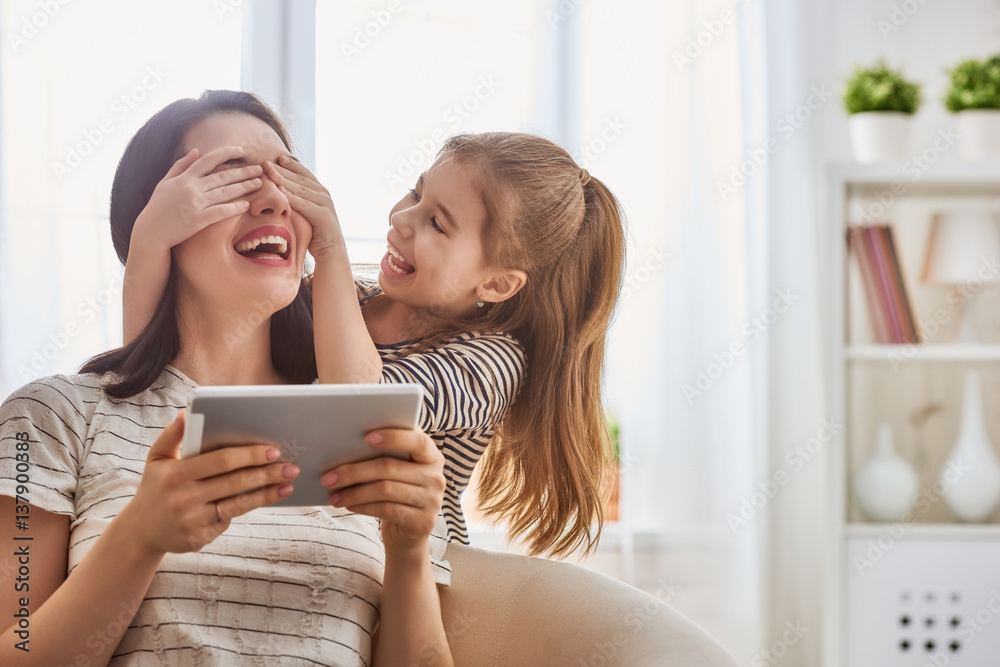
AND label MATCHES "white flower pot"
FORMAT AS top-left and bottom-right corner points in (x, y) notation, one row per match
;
(955, 109), (1000, 159)
(848, 112), (911, 163)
